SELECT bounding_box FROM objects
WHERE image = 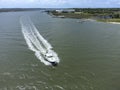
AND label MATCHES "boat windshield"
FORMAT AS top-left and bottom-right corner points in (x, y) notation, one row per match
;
(47, 56), (53, 58)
